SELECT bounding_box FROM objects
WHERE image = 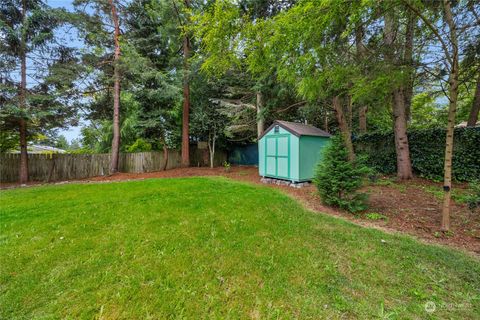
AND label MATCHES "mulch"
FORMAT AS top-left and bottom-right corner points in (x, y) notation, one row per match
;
(2, 166), (479, 255)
